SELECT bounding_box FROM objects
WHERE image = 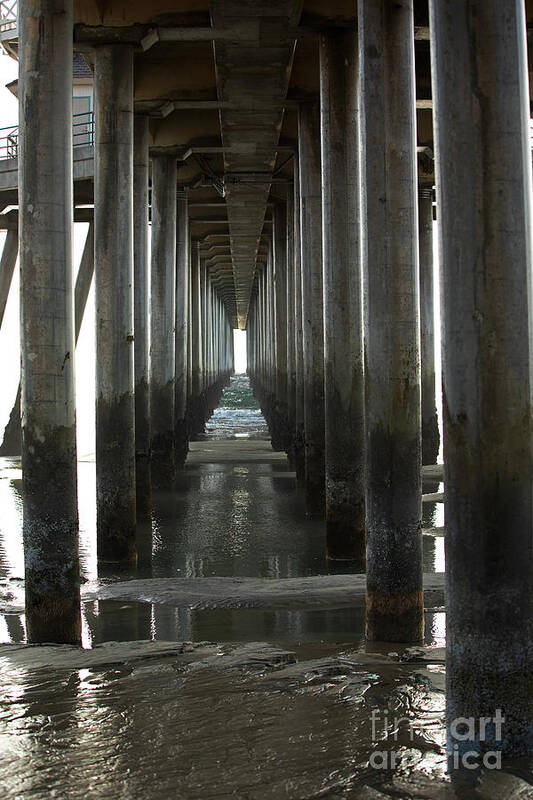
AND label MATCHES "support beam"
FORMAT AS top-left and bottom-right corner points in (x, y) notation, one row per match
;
(189, 242), (204, 433)
(293, 155), (305, 480)
(150, 154), (177, 488)
(133, 115), (152, 518)
(419, 189), (440, 466)
(429, 0), (533, 760)
(320, 29), (365, 566)
(74, 223), (95, 341)
(359, 0), (423, 641)
(286, 188), (296, 461)
(19, 0), (80, 643)
(298, 102), (325, 517)
(175, 188), (190, 467)
(0, 229), (18, 329)
(272, 198), (289, 451)
(94, 44), (136, 565)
